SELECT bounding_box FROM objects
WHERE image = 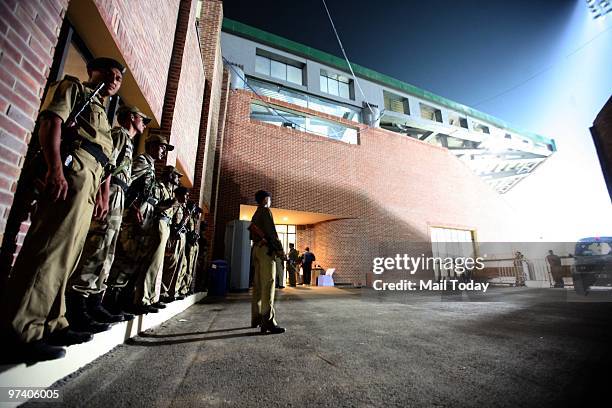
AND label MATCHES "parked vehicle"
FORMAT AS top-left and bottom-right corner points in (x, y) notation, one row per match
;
(572, 237), (612, 295)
